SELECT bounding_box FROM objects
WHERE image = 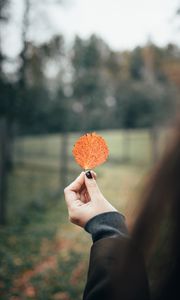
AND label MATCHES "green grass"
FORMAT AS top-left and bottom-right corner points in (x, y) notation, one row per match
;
(14, 129), (154, 164)
(0, 129), (166, 299)
(9, 129), (155, 221)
